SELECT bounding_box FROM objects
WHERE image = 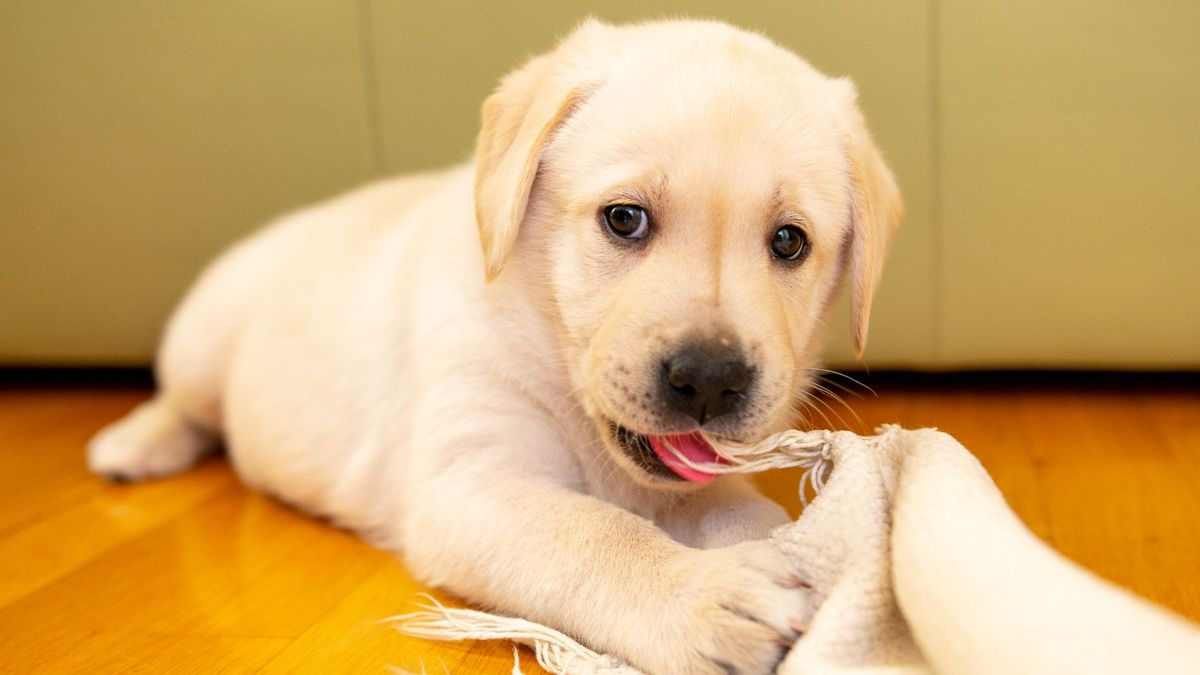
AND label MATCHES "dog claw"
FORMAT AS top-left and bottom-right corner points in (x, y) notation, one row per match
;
(786, 574), (813, 589)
